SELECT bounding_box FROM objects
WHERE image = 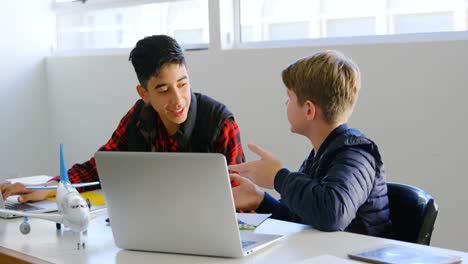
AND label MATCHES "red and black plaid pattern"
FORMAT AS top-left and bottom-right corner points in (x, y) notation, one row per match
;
(52, 101), (244, 191)
(153, 117), (179, 152)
